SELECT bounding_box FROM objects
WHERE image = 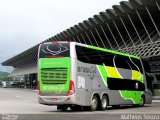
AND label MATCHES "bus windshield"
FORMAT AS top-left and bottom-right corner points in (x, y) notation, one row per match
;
(39, 42), (70, 58)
